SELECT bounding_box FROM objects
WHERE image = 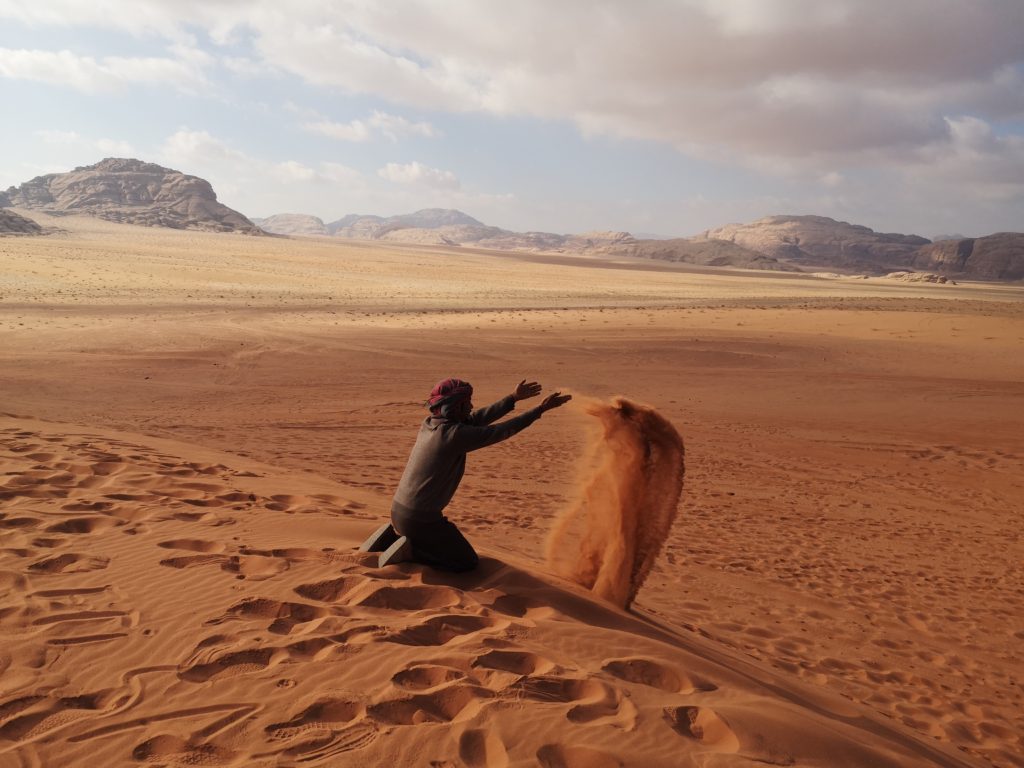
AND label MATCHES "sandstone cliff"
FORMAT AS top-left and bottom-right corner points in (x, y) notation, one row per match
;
(912, 233), (1024, 281)
(699, 215), (929, 273)
(2, 158), (261, 234)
